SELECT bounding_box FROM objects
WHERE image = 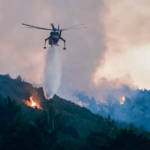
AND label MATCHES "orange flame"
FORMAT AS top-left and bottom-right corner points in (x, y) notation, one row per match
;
(23, 96), (43, 110)
(120, 96), (126, 105)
